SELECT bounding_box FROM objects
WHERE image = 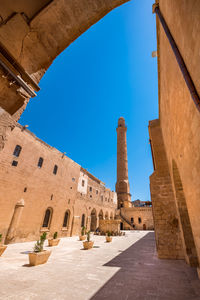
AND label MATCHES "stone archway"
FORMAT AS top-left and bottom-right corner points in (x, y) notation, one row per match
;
(90, 208), (97, 232)
(99, 209), (103, 221)
(0, 0), (129, 145)
(172, 160), (198, 267)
